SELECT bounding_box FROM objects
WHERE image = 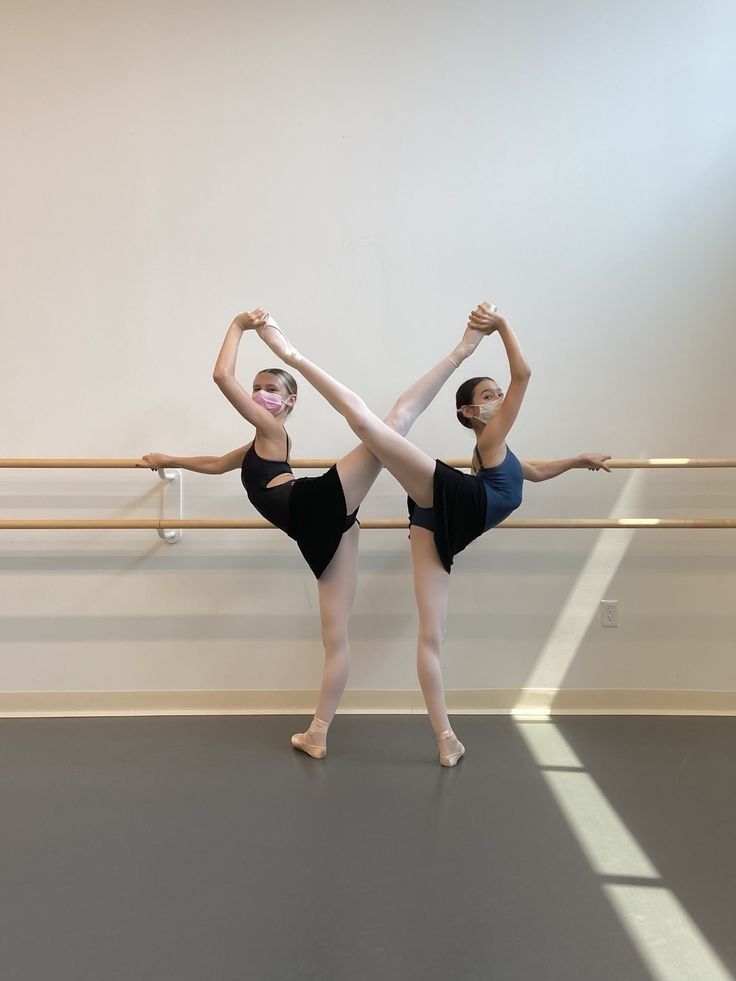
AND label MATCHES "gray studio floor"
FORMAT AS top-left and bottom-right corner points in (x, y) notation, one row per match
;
(1, 715), (735, 981)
